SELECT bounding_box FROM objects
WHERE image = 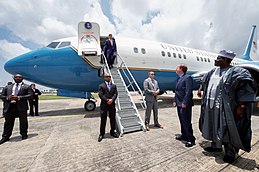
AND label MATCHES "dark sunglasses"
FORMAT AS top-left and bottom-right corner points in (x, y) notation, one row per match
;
(150, 73), (155, 75)
(105, 76), (111, 78)
(14, 76), (22, 78)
